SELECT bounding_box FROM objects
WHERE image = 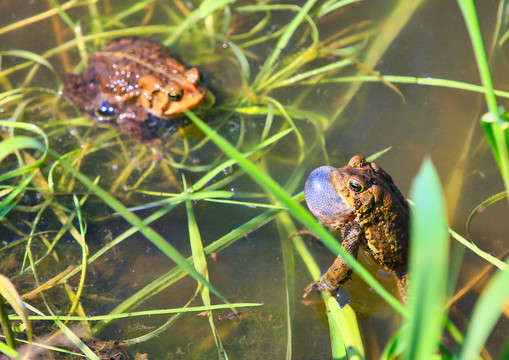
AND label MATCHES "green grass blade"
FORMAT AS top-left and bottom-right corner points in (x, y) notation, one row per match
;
(250, 0), (317, 88)
(275, 213), (297, 360)
(0, 274), (32, 347)
(0, 340), (19, 359)
(315, 0), (361, 17)
(227, 40), (251, 83)
(0, 173), (35, 221)
(185, 179), (228, 359)
(457, 0), (498, 115)
(267, 59), (353, 90)
(403, 158), (449, 360)
(497, 339), (509, 360)
(380, 326), (406, 359)
(10, 303), (263, 322)
(123, 287), (202, 346)
(457, 0), (509, 205)
(69, 194), (88, 316)
(310, 74), (509, 98)
(54, 321), (100, 360)
(459, 256), (509, 360)
(448, 228), (507, 271)
(164, 0), (235, 46)
(0, 136), (43, 164)
(184, 110), (406, 315)
(0, 137), (46, 182)
(326, 296), (364, 360)
(0, 121), (49, 182)
(291, 223), (363, 359)
(0, 50), (59, 81)
(325, 297), (347, 360)
(46, 0), (76, 31)
(192, 127), (294, 191)
(122, 190), (234, 213)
